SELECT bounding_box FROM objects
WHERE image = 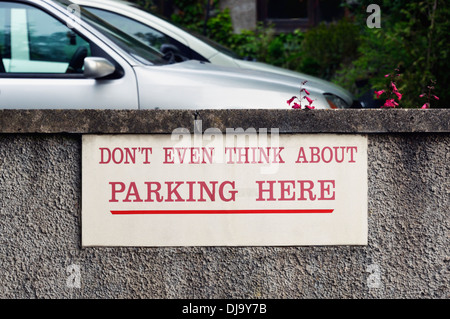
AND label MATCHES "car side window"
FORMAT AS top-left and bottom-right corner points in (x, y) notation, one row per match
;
(0, 2), (91, 74)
